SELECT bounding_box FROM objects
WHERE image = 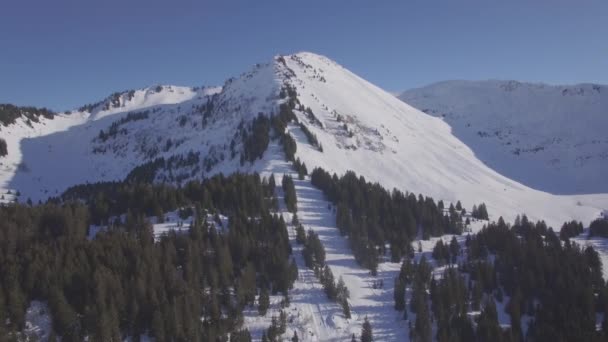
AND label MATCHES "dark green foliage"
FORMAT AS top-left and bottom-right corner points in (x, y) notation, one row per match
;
(97, 110), (149, 142)
(311, 168), (466, 272)
(301, 229), (350, 316)
(560, 220), (584, 240)
(230, 329), (252, 342)
(0, 138), (7, 157)
(302, 230), (325, 269)
(122, 151), (201, 183)
(299, 123), (323, 151)
(272, 99), (299, 163)
(0, 174), (294, 340)
(589, 218), (608, 238)
(476, 298), (503, 342)
(266, 310), (288, 341)
(432, 239), (450, 265)
(449, 236), (460, 263)
(282, 174), (297, 213)
(361, 316), (373, 342)
(471, 203), (489, 220)
(294, 158), (308, 180)
(394, 276), (406, 311)
(430, 269), (469, 342)
(272, 103), (297, 134)
(462, 218), (606, 341)
(0, 104), (54, 126)
(281, 133), (297, 161)
(63, 172), (275, 225)
(79, 89), (136, 113)
(295, 223), (306, 245)
(258, 287), (270, 316)
(242, 113), (271, 163)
